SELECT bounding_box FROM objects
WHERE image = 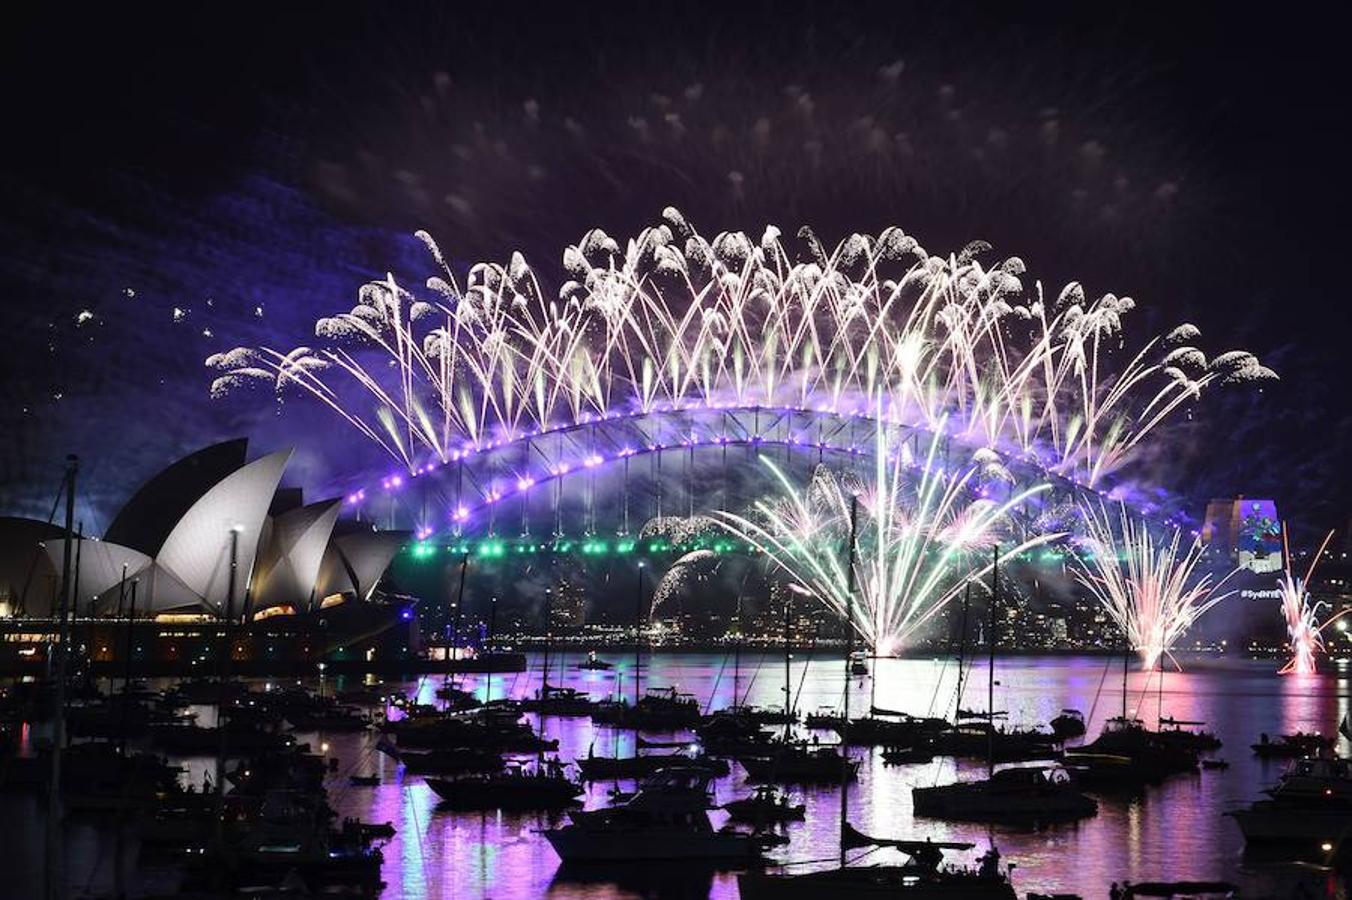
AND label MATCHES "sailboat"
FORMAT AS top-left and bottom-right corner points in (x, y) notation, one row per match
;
(739, 827), (1016, 899)
(739, 505), (1018, 899)
(735, 588), (855, 783)
(912, 548), (1096, 824)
